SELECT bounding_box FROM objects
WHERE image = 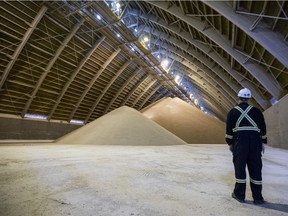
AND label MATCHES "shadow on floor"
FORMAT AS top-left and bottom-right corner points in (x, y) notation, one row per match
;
(246, 200), (288, 213)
